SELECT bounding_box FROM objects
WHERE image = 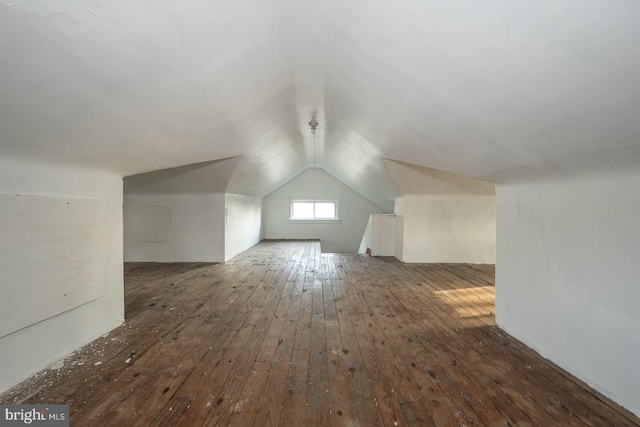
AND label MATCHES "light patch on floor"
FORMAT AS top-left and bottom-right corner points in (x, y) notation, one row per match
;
(434, 286), (496, 325)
